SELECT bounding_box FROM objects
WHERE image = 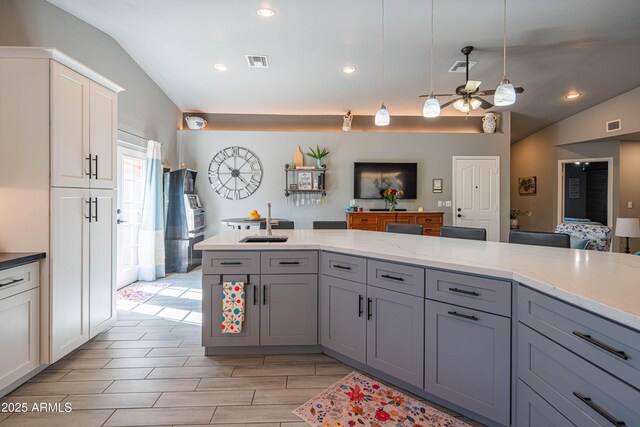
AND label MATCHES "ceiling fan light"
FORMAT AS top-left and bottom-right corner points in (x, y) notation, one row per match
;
(375, 103), (390, 126)
(453, 99), (465, 111)
(423, 95), (441, 118)
(460, 103), (470, 113)
(494, 78), (516, 106)
(470, 98), (482, 110)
